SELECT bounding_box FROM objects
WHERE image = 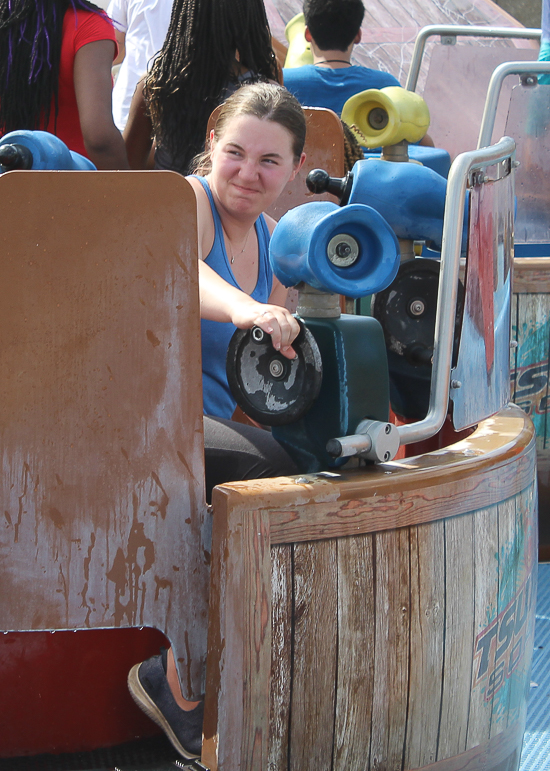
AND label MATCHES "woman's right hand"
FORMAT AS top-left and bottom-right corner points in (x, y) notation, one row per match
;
(199, 261), (299, 358)
(230, 300), (300, 359)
